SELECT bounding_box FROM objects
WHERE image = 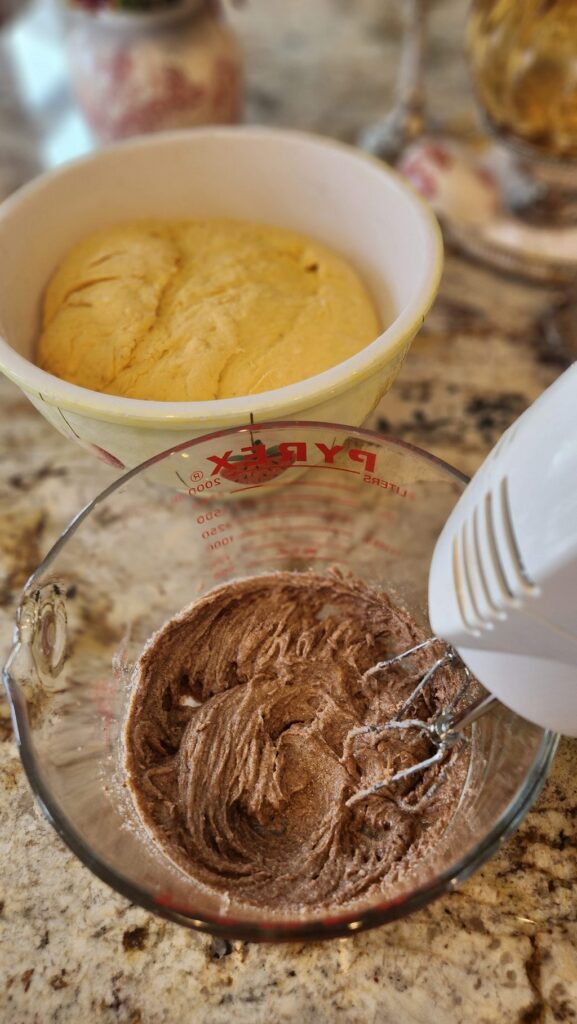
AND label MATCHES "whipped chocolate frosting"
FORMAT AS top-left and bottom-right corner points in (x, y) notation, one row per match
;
(124, 571), (467, 913)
